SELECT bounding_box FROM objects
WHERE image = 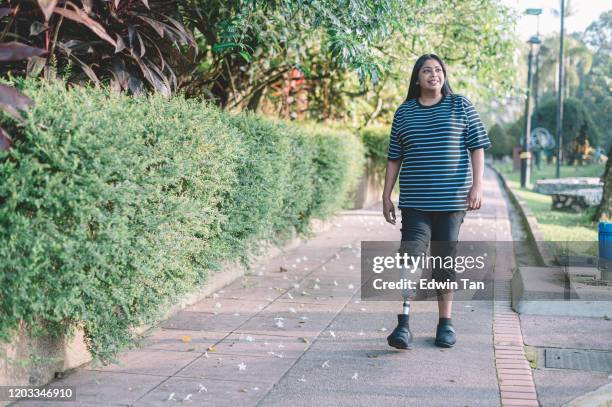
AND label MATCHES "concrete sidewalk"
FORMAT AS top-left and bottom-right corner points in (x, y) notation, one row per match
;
(13, 167), (526, 407)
